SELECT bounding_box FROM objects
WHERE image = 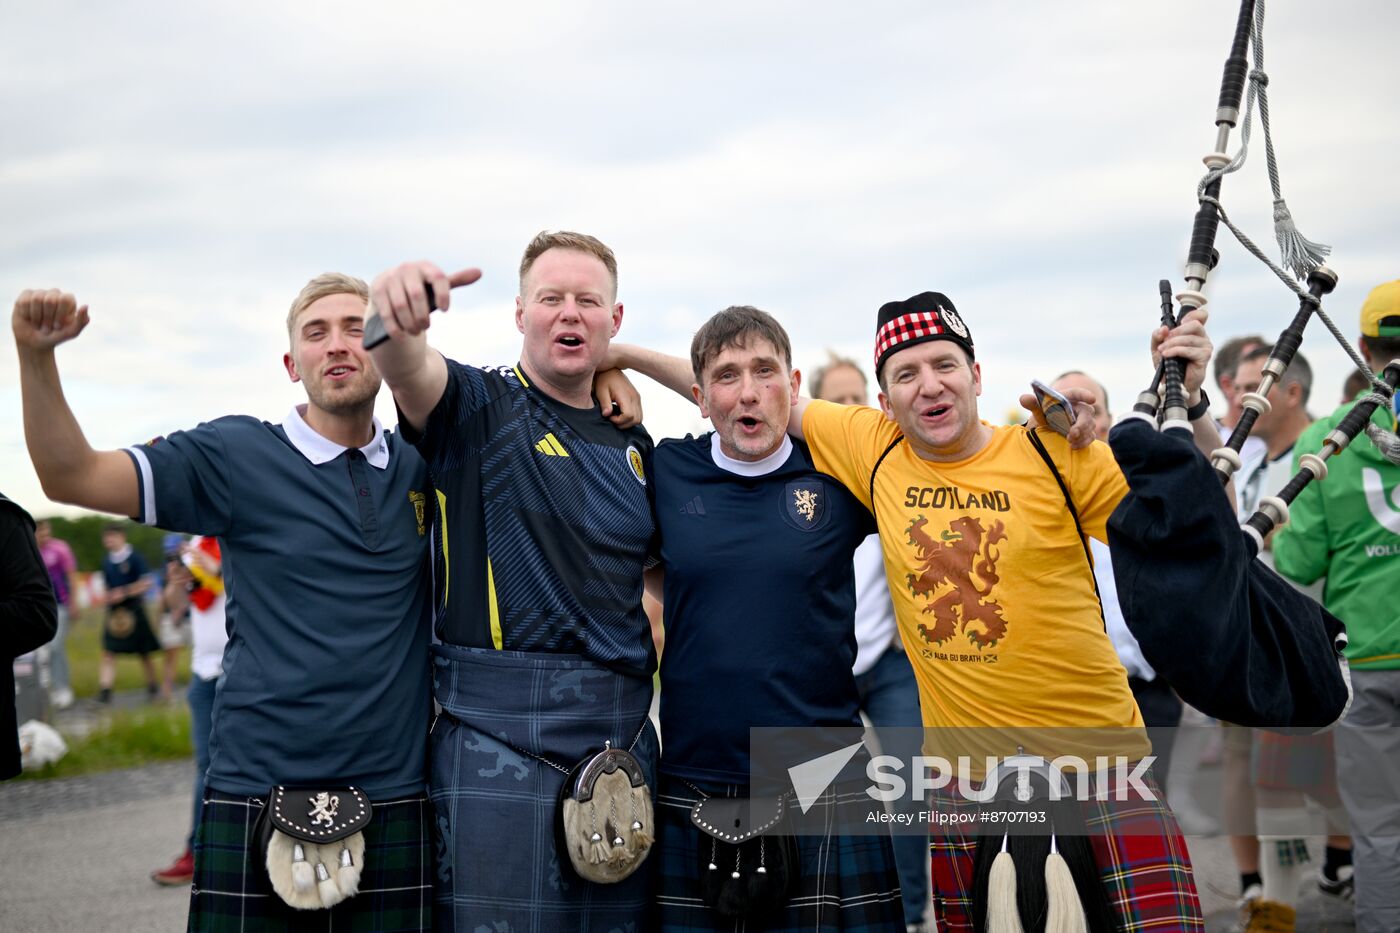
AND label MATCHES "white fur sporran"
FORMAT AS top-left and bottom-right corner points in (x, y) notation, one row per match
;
(255, 786), (372, 910)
